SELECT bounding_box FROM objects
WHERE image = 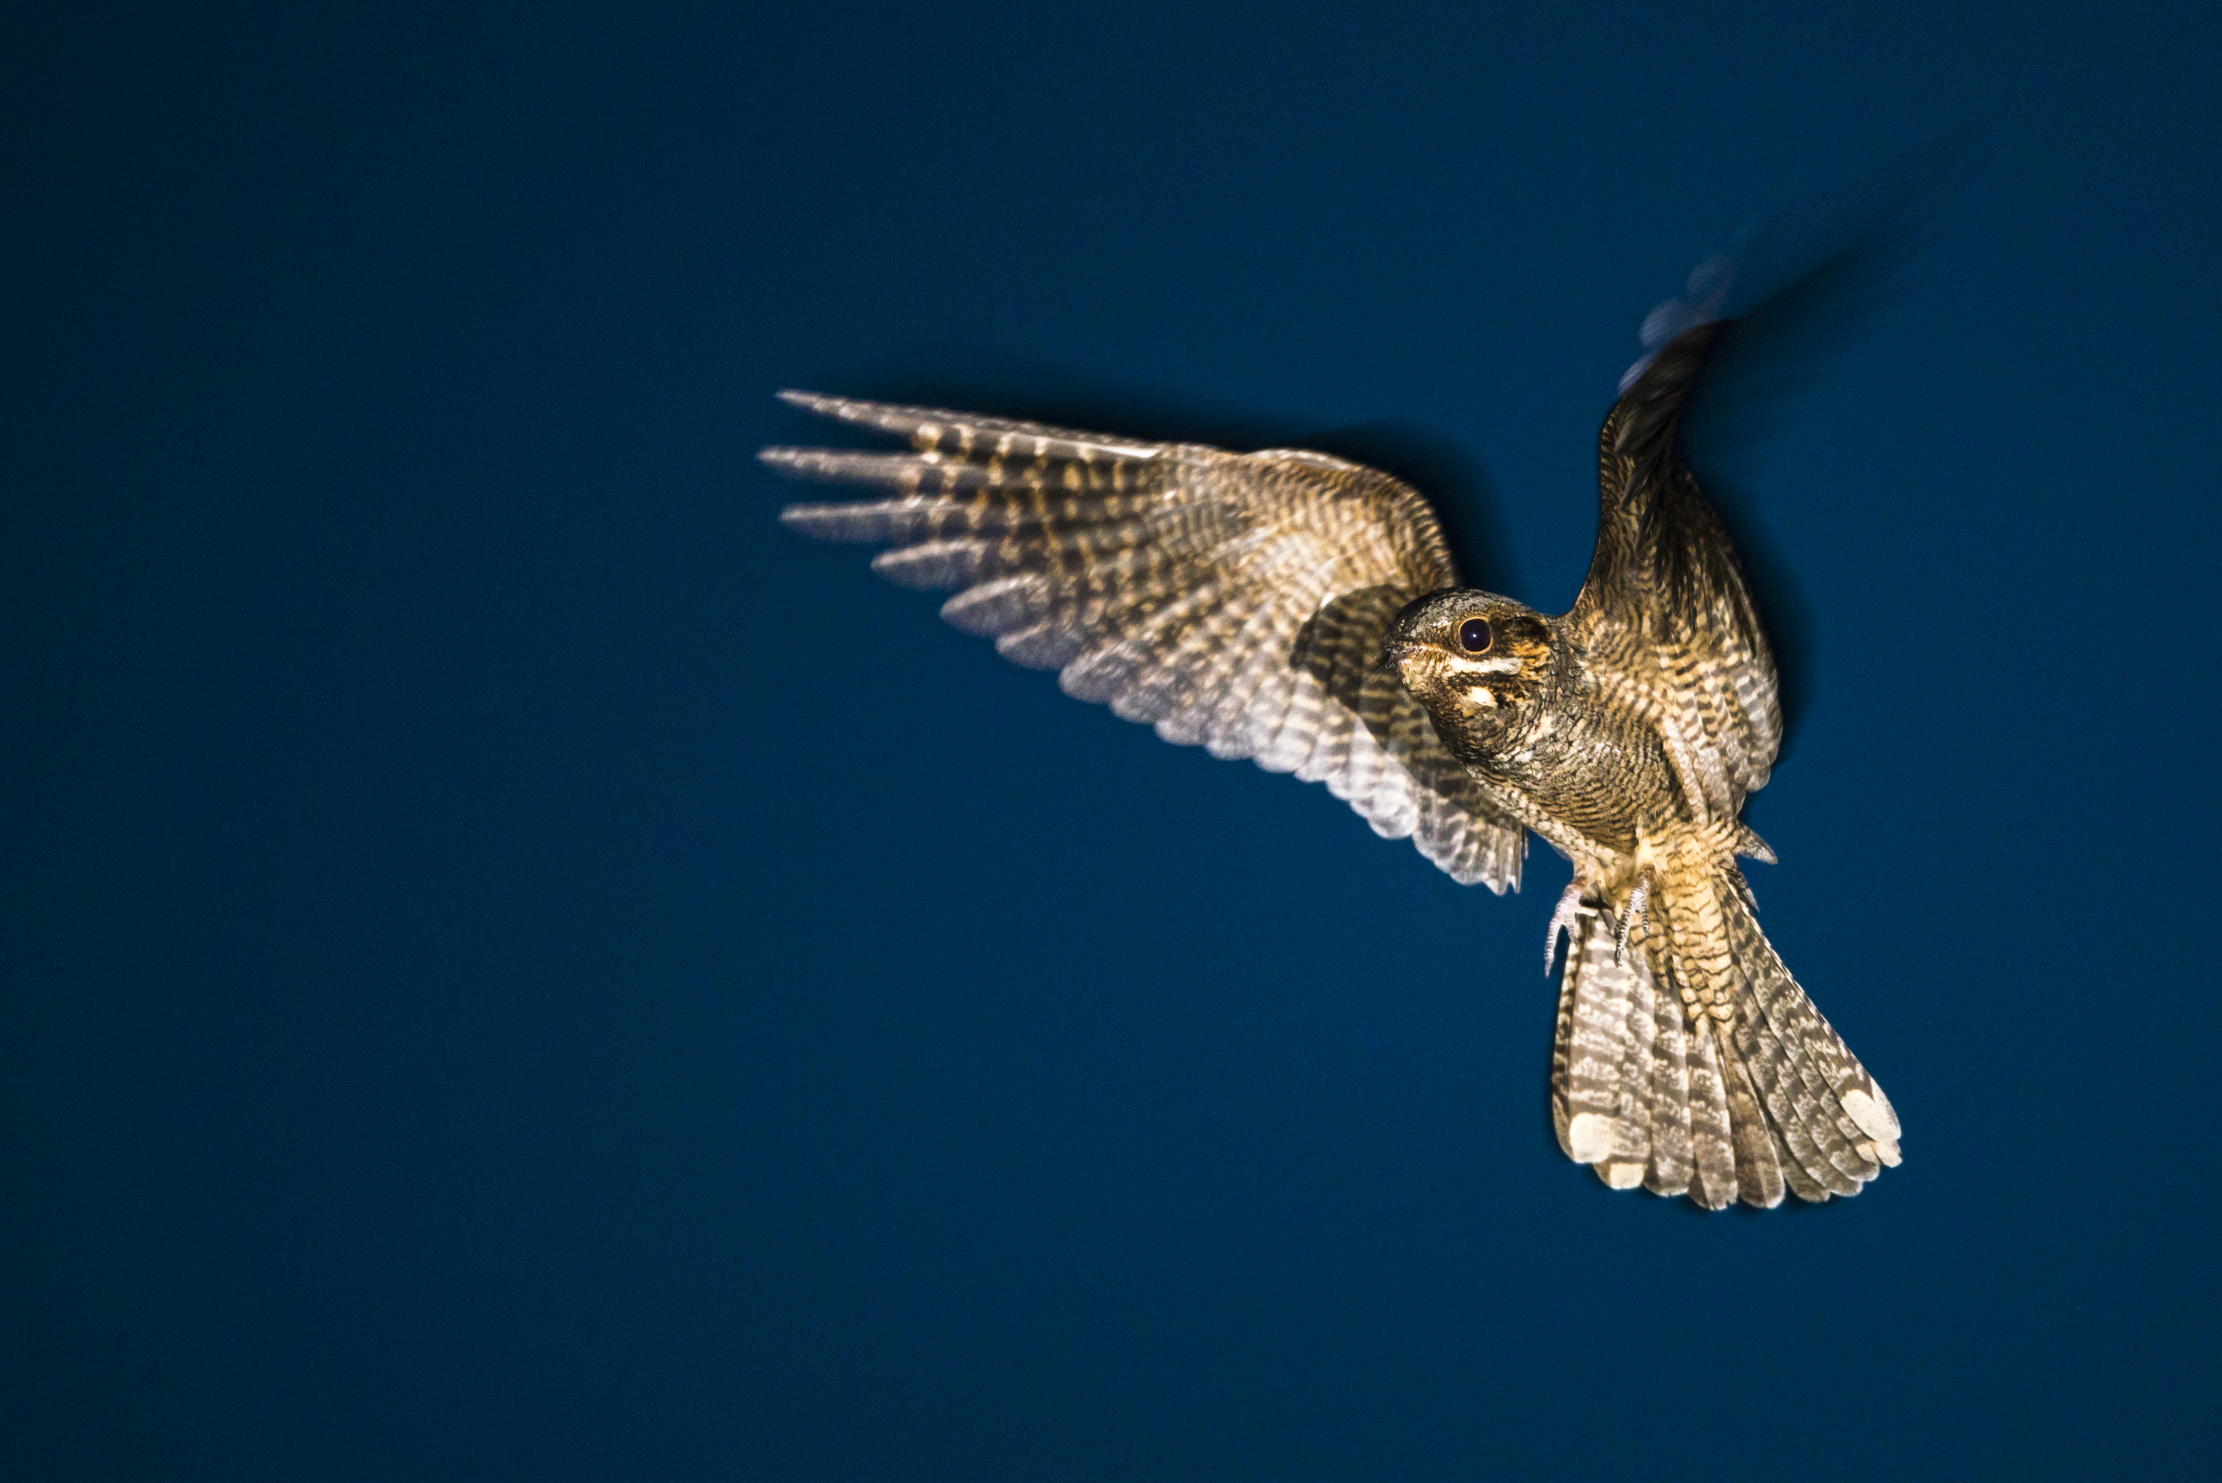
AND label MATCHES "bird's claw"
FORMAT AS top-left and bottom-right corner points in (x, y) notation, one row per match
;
(1544, 879), (1587, 977)
(1613, 869), (1657, 965)
(1545, 869), (1659, 974)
